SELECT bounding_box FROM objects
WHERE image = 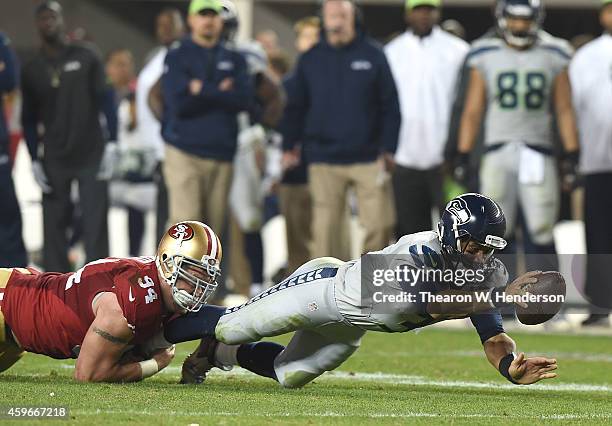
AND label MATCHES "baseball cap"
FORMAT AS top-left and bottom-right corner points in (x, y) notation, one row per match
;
(405, 0), (441, 9)
(35, 0), (62, 16)
(189, 0), (222, 15)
